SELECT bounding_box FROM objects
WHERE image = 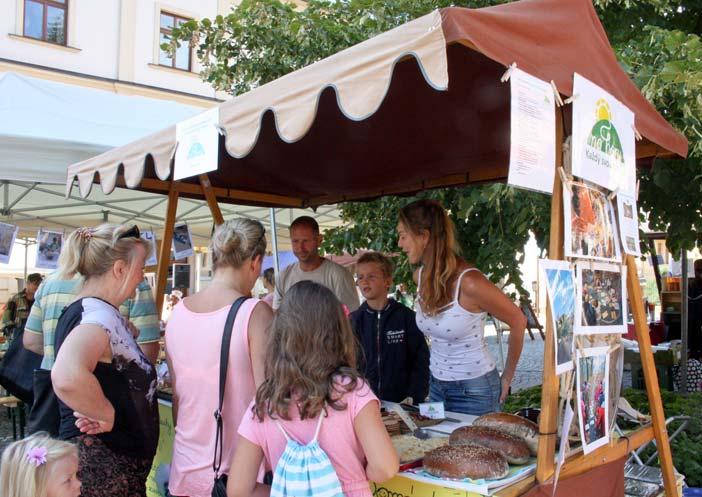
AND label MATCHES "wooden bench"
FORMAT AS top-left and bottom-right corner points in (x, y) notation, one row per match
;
(0, 395), (26, 440)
